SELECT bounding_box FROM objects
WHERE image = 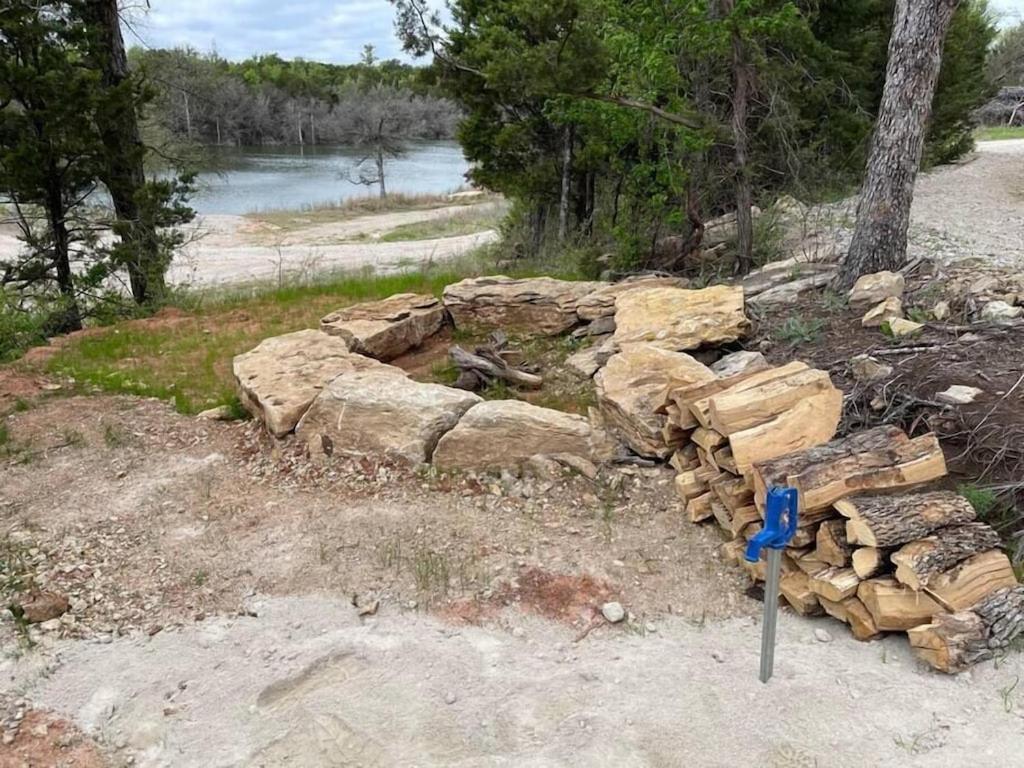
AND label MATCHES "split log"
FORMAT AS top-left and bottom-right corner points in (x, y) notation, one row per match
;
(669, 449), (700, 473)
(753, 425), (910, 509)
(808, 567), (861, 602)
(692, 427), (727, 453)
(787, 433), (947, 513)
(676, 361), (810, 429)
(858, 577), (941, 632)
(713, 446), (739, 474)
(727, 388), (843, 474)
(661, 422), (690, 449)
(674, 471), (708, 501)
(708, 368), (835, 435)
(794, 551), (830, 577)
(820, 596), (882, 641)
(816, 520), (851, 567)
(449, 345), (543, 390)
(730, 505), (762, 539)
(891, 523), (1003, 590)
(711, 476), (754, 512)
(851, 547), (889, 579)
(926, 550), (1018, 612)
(721, 538), (747, 566)
(907, 586), (1024, 673)
(790, 526), (817, 549)
(744, 551), (799, 583)
(837, 491), (974, 548)
(711, 500), (733, 533)
(686, 492), (715, 523)
(780, 571), (824, 616)
(696, 446), (719, 472)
